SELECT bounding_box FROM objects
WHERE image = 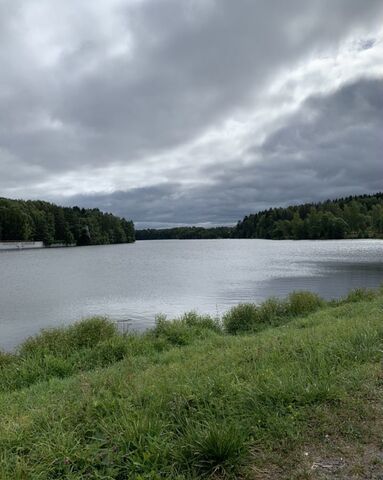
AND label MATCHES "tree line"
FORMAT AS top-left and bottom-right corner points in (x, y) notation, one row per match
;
(0, 198), (135, 246)
(136, 226), (233, 240)
(234, 193), (383, 240)
(136, 193), (383, 240)
(2, 193), (382, 244)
